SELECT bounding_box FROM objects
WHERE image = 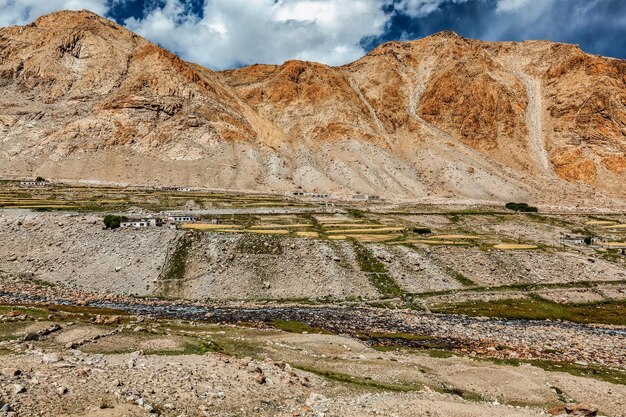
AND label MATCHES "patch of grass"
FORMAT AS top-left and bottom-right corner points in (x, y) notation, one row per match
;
(597, 248), (624, 263)
(432, 296), (626, 325)
(357, 331), (435, 342)
(420, 349), (456, 358)
(447, 214), (461, 223)
(0, 321), (34, 342)
(438, 385), (486, 402)
(294, 365), (422, 392)
(443, 266), (476, 287)
(201, 335), (263, 359)
(351, 240), (404, 299)
(486, 358), (626, 386)
(345, 209), (367, 219)
(158, 232), (197, 296)
(30, 279), (58, 288)
(150, 339), (213, 356)
(270, 319), (333, 335)
(427, 279), (626, 297)
(526, 213), (573, 228)
(366, 300), (398, 309)
(301, 214), (326, 236)
(0, 305), (50, 319)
